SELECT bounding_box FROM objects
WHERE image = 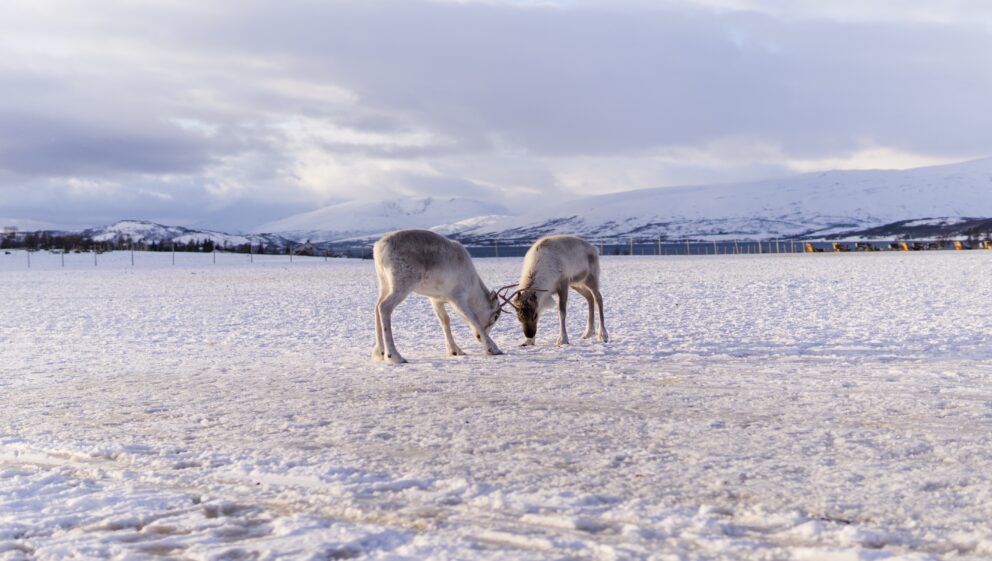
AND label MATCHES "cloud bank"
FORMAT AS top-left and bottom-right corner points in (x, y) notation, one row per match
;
(1, 0), (990, 229)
